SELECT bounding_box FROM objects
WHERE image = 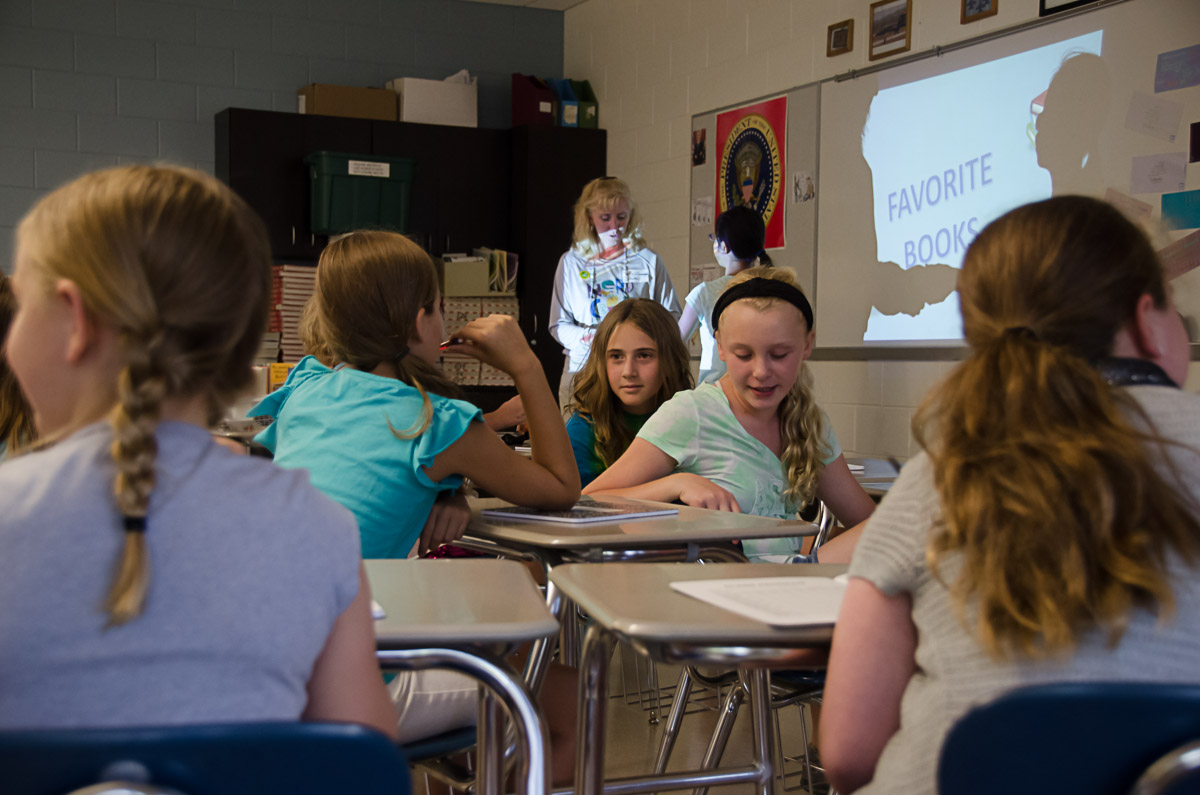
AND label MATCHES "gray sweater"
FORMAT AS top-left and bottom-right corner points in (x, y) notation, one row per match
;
(848, 385), (1200, 795)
